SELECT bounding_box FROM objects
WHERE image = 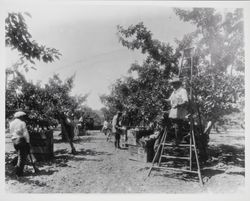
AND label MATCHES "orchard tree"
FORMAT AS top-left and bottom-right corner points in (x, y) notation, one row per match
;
(101, 62), (172, 126)
(101, 23), (179, 125)
(80, 106), (103, 129)
(5, 11), (63, 128)
(44, 74), (88, 115)
(174, 8), (244, 125)
(6, 71), (87, 156)
(101, 8), (244, 161)
(6, 72), (87, 132)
